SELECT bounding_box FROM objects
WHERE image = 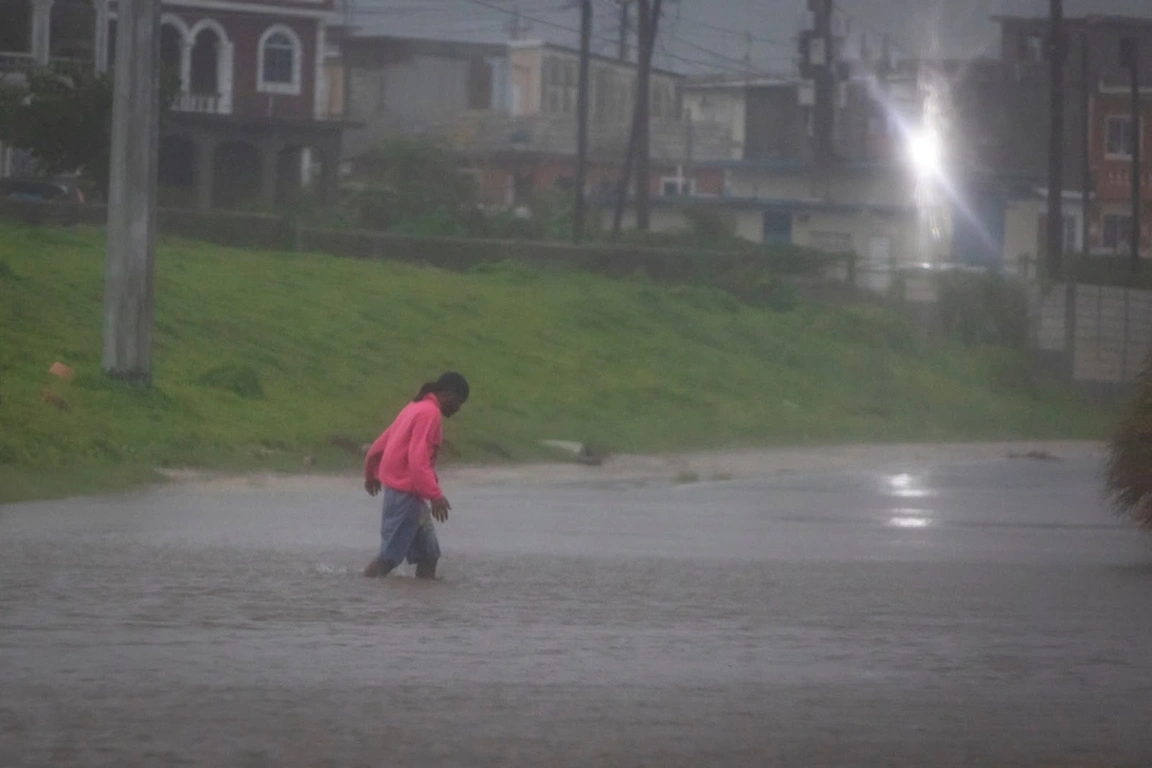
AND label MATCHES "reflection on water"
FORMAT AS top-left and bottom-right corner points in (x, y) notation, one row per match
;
(885, 472), (935, 500)
(888, 515), (931, 529)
